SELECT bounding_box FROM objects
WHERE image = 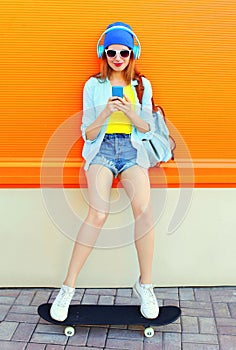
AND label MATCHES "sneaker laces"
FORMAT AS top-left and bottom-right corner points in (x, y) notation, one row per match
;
(141, 287), (157, 306)
(56, 289), (73, 308)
